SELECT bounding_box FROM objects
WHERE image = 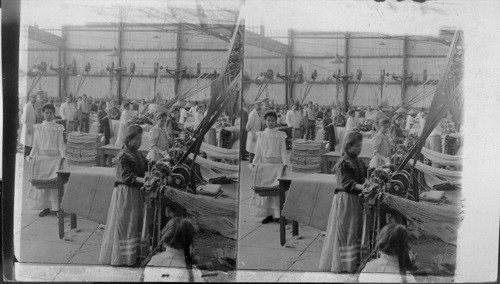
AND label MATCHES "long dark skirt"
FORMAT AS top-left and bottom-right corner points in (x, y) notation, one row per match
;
(319, 192), (362, 273)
